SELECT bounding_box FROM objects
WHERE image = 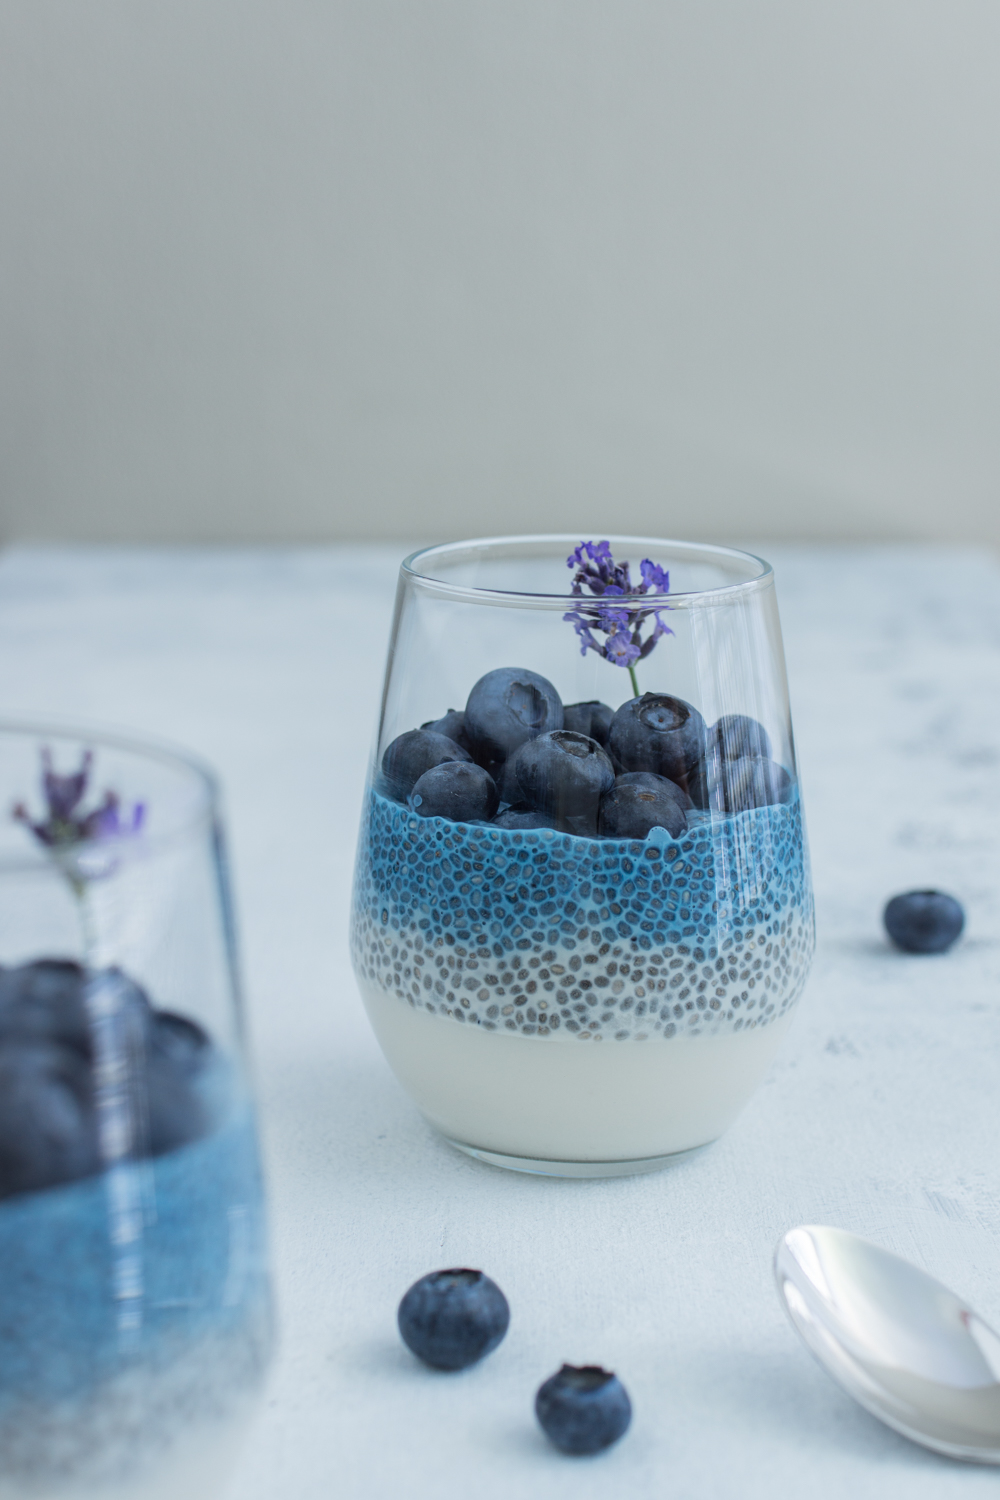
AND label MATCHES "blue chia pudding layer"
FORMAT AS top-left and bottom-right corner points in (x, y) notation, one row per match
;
(0, 1107), (272, 1487)
(351, 788), (815, 1041)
